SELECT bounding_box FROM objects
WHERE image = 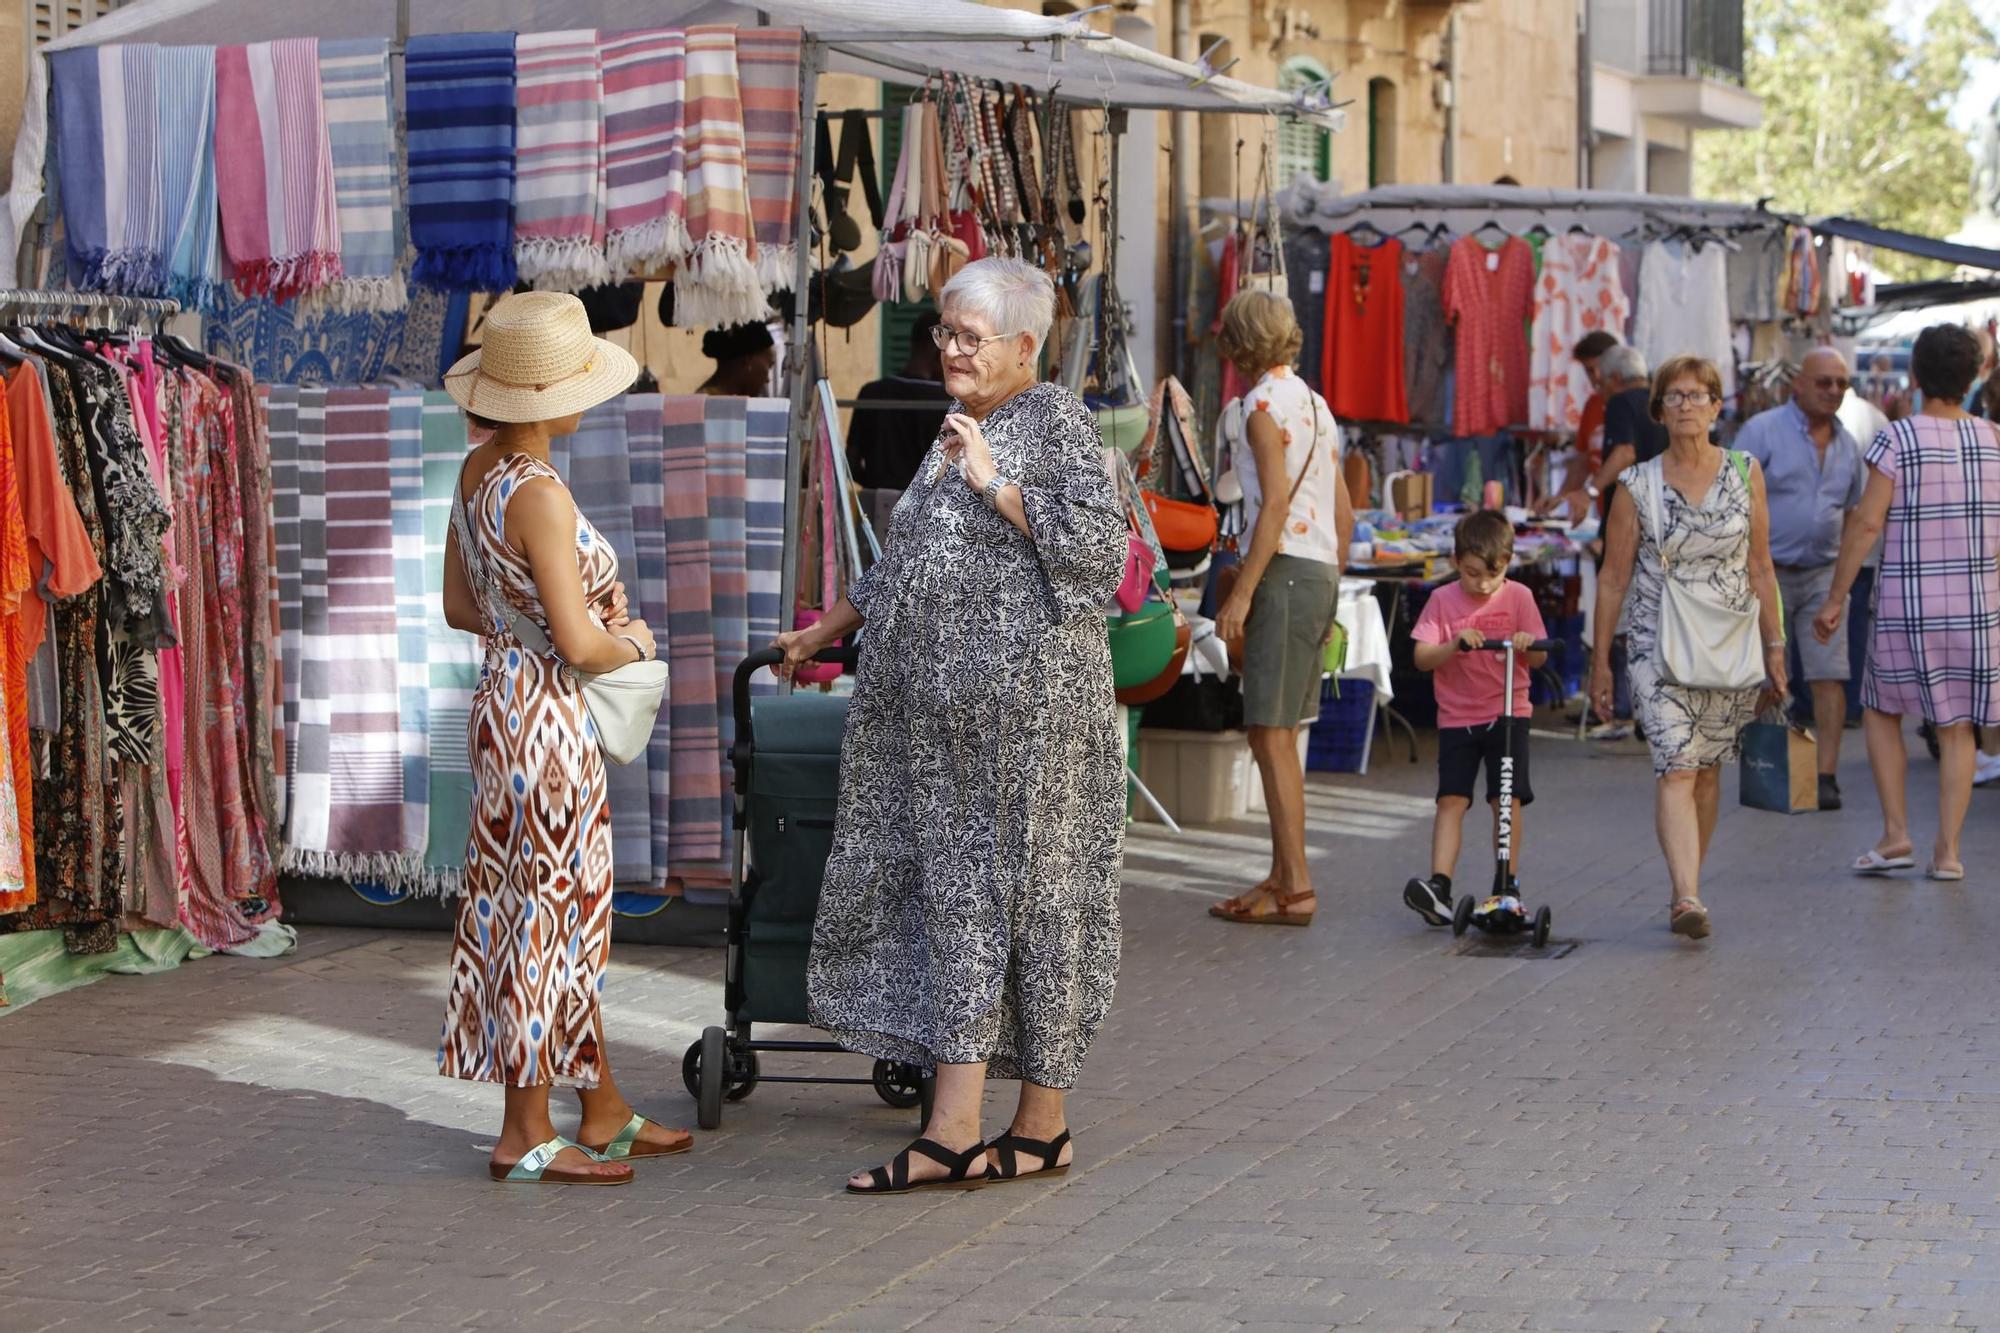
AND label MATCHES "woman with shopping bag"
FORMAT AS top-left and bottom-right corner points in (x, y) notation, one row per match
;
(1591, 355), (1788, 941)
